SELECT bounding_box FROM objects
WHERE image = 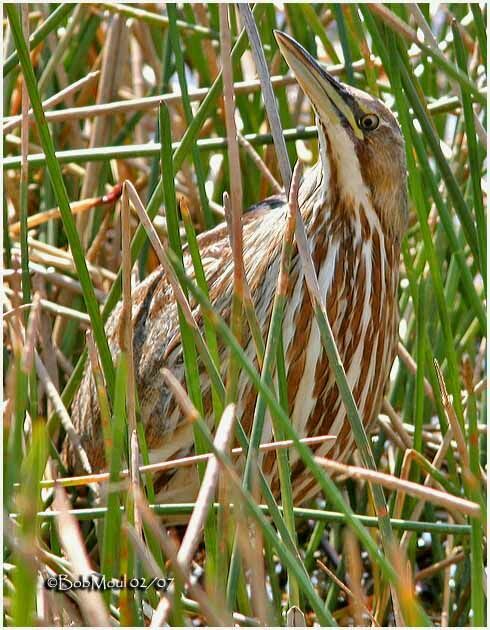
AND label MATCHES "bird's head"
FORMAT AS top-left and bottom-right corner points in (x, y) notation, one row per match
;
(275, 30), (408, 243)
